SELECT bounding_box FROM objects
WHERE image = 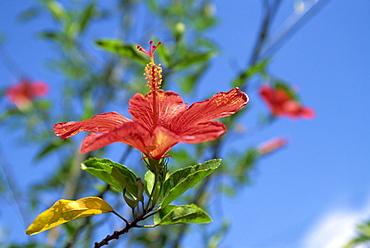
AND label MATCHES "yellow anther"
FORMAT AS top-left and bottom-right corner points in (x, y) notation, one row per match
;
(144, 62), (163, 92)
